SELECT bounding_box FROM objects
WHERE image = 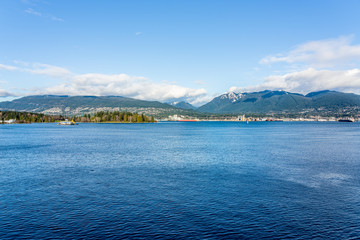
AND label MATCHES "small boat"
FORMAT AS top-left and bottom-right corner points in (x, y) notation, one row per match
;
(59, 119), (77, 125)
(3, 119), (16, 124)
(338, 119), (354, 122)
